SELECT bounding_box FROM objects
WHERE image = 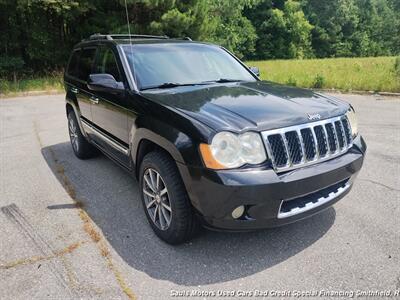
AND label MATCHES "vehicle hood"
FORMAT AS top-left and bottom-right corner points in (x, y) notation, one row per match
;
(141, 81), (349, 132)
